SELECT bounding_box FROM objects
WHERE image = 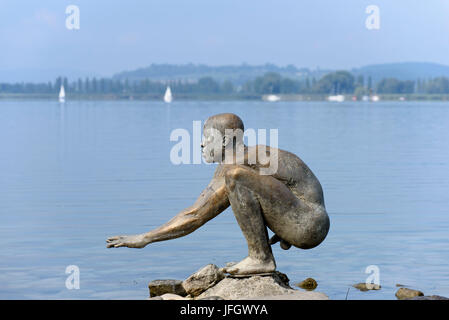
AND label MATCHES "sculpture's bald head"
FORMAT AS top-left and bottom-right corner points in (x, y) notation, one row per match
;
(202, 113), (245, 163)
(203, 113), (244, 135)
